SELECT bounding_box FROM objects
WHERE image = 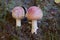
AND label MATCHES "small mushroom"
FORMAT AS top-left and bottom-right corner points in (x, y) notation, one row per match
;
(12, 6), (25, 27)
(55, 0), (60, 3)
(26, 6), (43, 34)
